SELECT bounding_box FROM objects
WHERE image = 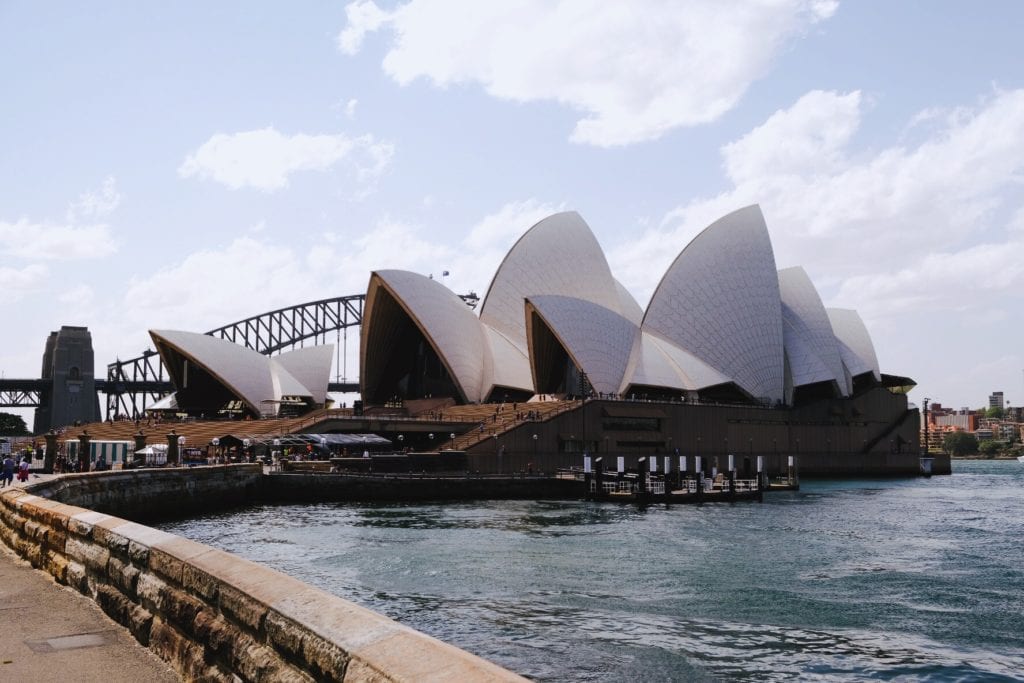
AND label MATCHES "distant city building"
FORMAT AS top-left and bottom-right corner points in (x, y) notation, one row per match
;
(935, 413), (976, 431)
(989, 391), (1004, 410)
